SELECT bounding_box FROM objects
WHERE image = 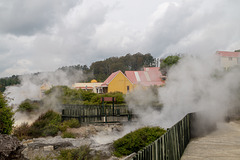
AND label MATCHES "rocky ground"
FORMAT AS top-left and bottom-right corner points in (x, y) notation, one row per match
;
(20, 123), (129, 160)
